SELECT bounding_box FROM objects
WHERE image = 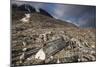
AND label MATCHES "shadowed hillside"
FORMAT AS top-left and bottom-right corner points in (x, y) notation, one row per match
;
(12, 4), (53, 19)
